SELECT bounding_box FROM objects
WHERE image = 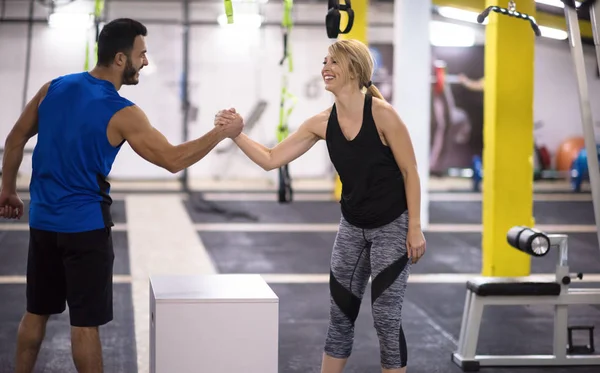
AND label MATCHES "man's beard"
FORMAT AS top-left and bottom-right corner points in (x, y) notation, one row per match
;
(121, 58), (139, 85)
